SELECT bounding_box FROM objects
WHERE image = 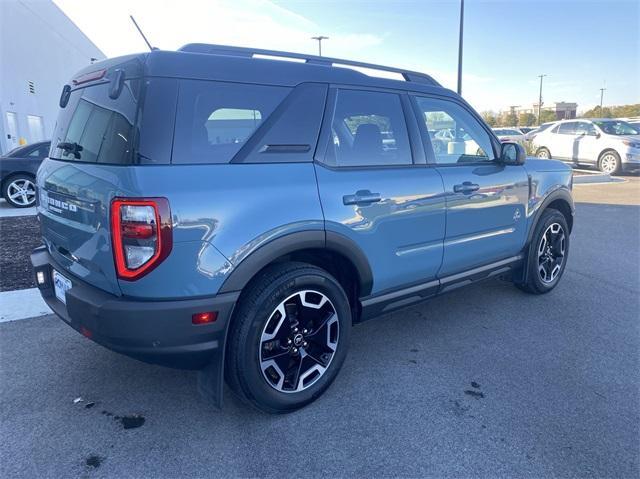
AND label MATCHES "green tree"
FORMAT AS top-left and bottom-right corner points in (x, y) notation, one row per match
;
(518, 112), (537, 127)
(481, 111), (497, 127)
(503, 113), (518, 127)
(539, 110), (557, 124)
(580, 103), (639, 118)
